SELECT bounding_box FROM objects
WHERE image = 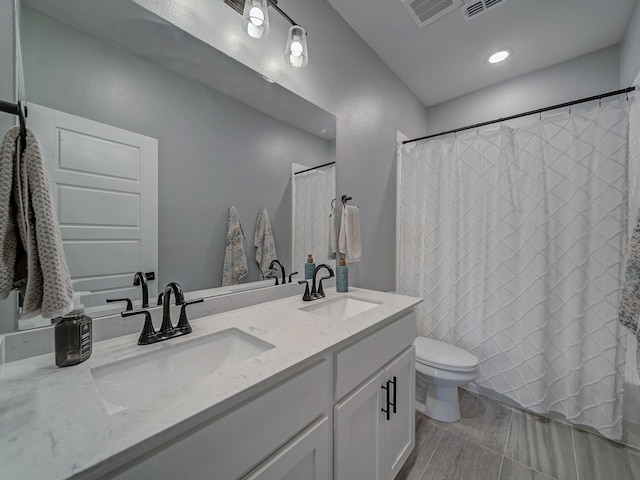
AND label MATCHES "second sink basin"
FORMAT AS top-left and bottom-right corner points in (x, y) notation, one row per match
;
(300, 296), (382, 321)
(91, 328), (274, 414)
